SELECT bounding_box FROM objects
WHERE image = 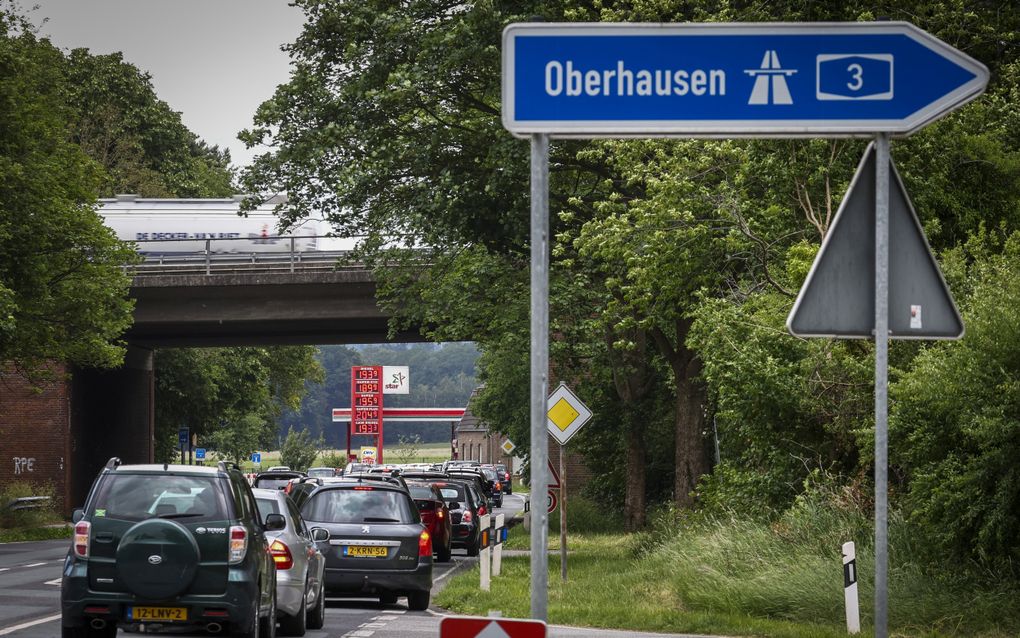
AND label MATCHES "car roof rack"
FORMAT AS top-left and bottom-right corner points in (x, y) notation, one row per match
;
(105, 457), (122, 470)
